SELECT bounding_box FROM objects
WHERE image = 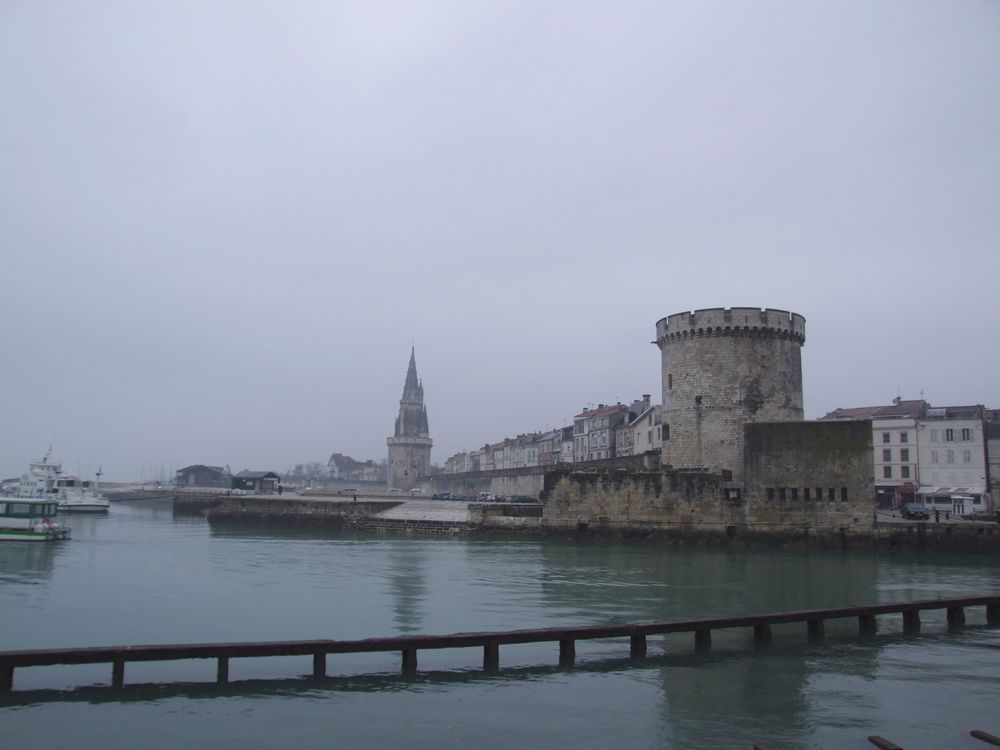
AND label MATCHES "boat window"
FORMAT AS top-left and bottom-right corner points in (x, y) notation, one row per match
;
(0, 503), (6, 514)
(9, 503), (31, 514)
